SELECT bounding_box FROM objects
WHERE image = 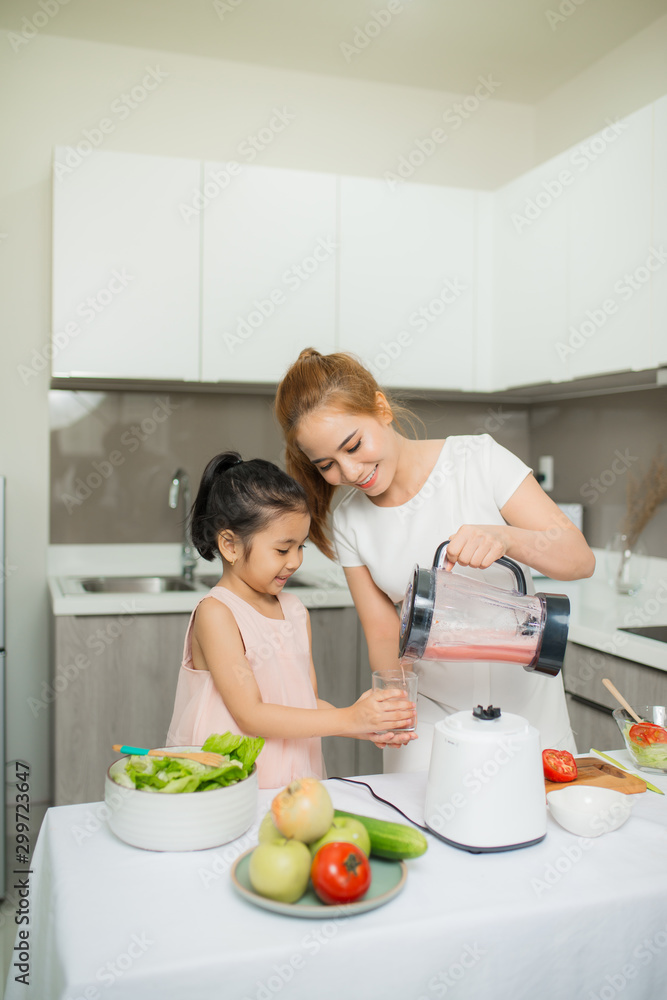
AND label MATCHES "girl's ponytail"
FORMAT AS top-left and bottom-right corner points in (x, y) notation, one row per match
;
(190, 452), (243, 560)
(190, 452), (307, 561)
